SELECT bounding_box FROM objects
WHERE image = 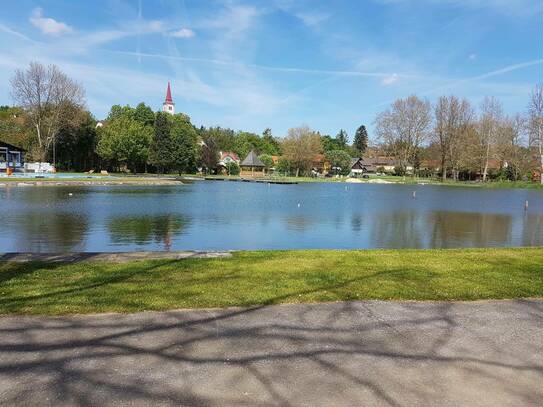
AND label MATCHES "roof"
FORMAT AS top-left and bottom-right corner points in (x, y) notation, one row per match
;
(241, 150), (265, 167)
(220, 151), (240, 162)
(0, 140), (26, 152)
(165, 82), (174, 104)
